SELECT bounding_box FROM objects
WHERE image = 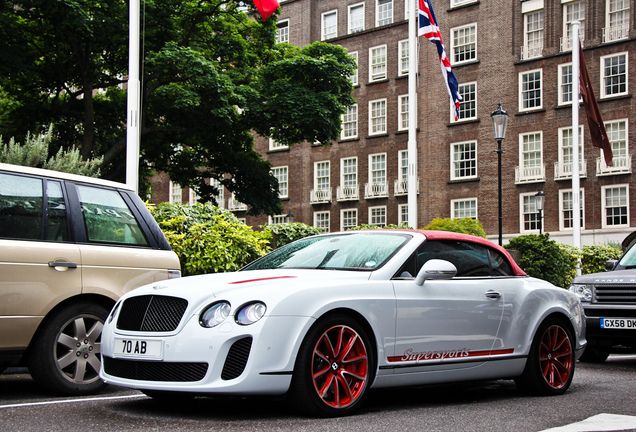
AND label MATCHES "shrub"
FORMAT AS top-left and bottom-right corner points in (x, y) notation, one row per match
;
(350, 223), (410, 230)
(261, 222), (323, 248)
(149, 202), (271, 276)
(581, 244), (622, 275)
(505, 234), (578, 288)
(422, 217), (487, 238)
